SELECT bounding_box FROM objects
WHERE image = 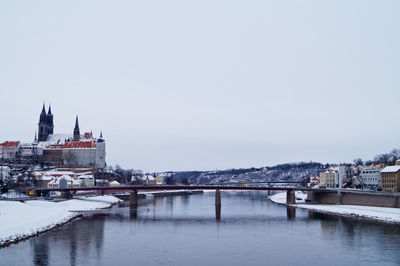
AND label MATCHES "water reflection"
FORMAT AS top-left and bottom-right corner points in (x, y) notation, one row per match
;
(286, 206), (296, 220)
(29, 214), (106, 266)
(3, 192), (400, 266)
(32, 236), (48, 266)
